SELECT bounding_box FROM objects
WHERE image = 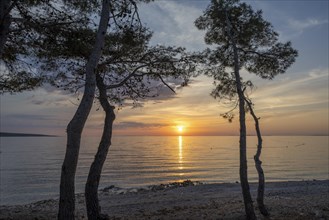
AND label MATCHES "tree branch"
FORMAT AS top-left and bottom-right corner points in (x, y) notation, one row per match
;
(238, 47), (278, 60)
(105, 63), (149, 89)
(158, 74), (176, 94)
